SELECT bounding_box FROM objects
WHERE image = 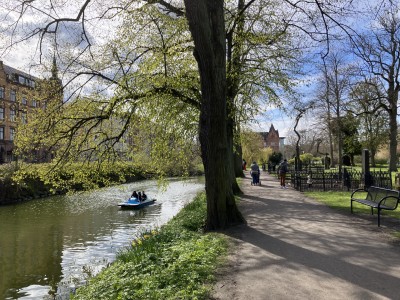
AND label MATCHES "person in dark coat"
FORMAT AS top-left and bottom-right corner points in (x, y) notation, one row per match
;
(278, 159), (288, 188)
(250, 161), (260, 185)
